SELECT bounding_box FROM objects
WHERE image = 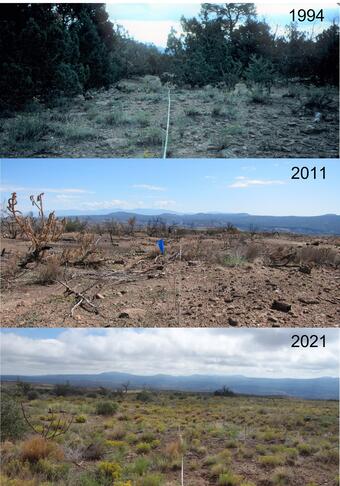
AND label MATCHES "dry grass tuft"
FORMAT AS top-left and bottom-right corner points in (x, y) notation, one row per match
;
(35, 256), (62, 285)
(20, 436), (64, 463)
